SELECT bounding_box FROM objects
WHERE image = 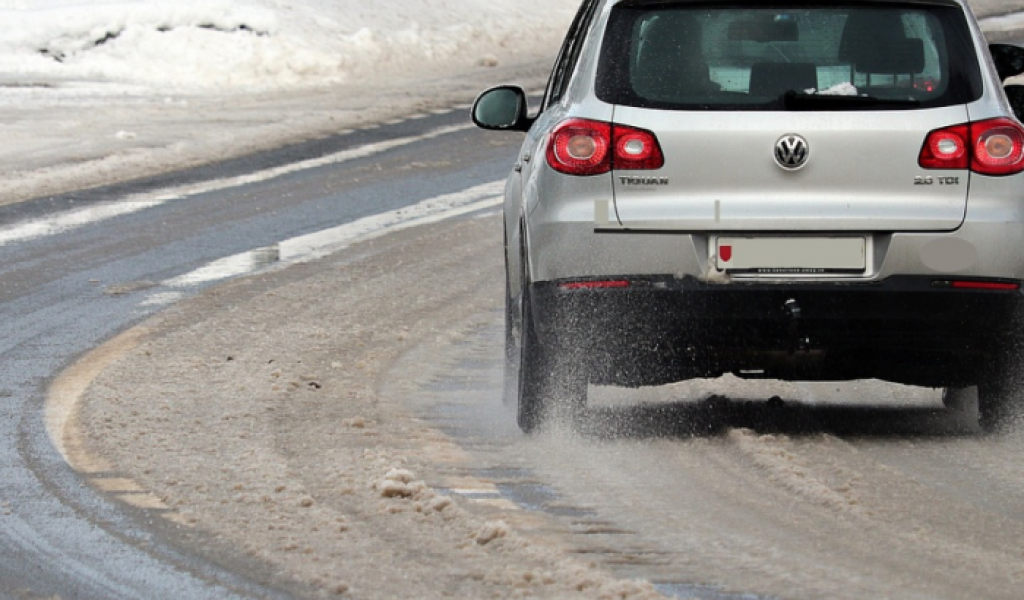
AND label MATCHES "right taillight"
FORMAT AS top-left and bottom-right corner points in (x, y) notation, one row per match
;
(973, 119), (1024, 175)
(920, 118), (1024, 176)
